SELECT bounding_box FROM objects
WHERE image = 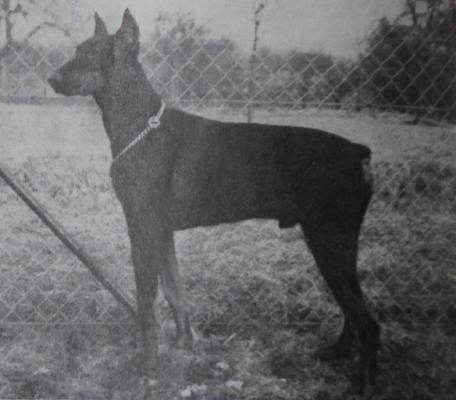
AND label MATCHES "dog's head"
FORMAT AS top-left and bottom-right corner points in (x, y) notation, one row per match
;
(48, 9), (139, 96)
